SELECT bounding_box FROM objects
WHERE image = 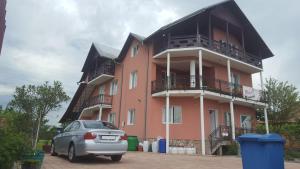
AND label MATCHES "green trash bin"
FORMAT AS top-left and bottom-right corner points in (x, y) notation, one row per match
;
(127, 136), (138, 151)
